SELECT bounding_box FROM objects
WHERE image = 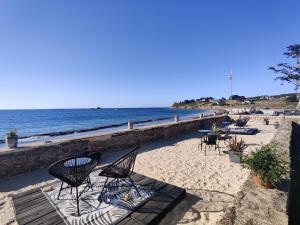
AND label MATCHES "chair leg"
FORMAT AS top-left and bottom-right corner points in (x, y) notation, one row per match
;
(57, 182), (64, 200)
(88, 176), (93, 190)
(198, 138), (203, 150)
(99, 177), (109, 201)
(128, 176), (141, 197)
(204, 144), (207, 156)
(198, 142), (203, 150)
(76, 186), (80, 216)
